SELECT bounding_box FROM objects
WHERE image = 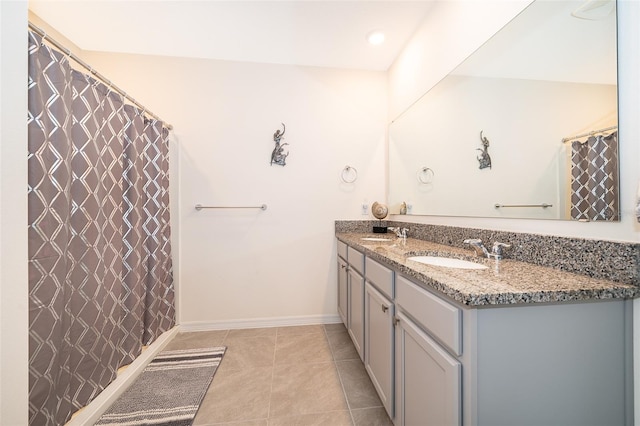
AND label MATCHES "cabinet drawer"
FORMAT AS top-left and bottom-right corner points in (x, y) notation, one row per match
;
(337, 240), (348, 260)
(365, 257), (393, 299)
(396, 275), (461, 356)
(348, 246), (365, 274)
